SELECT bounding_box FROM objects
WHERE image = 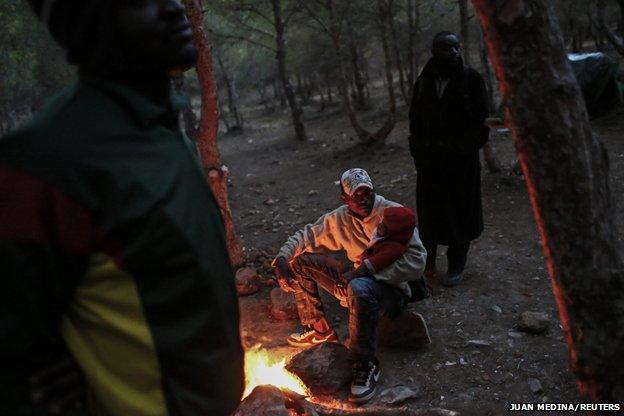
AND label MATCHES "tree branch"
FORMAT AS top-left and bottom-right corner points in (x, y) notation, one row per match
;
(211, 31), (276, 52)
(297, 0), (331, 34)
